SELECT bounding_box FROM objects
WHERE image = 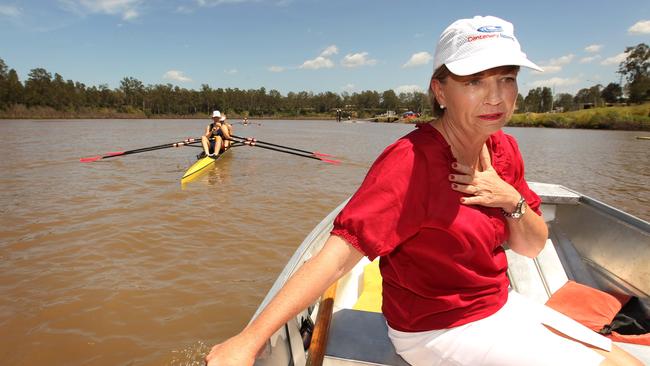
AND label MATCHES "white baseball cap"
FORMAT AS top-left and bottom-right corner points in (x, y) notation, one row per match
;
(211, 110), (221, 118)
(433, 15), (542, 76)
